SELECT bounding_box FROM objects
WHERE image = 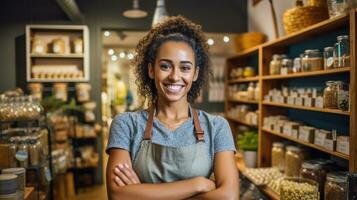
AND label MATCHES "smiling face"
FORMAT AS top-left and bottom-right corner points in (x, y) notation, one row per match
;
(148, 41), (199, 104)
